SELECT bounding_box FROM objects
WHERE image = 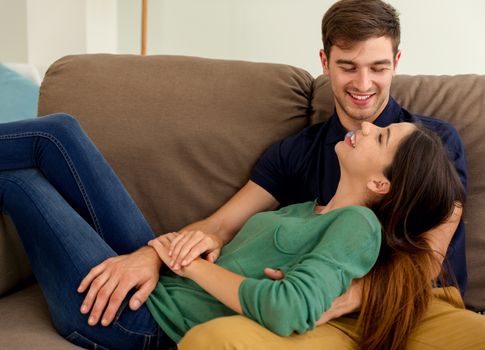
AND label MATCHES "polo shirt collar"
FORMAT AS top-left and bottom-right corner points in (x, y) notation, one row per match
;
(325, 97), (405, 145)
